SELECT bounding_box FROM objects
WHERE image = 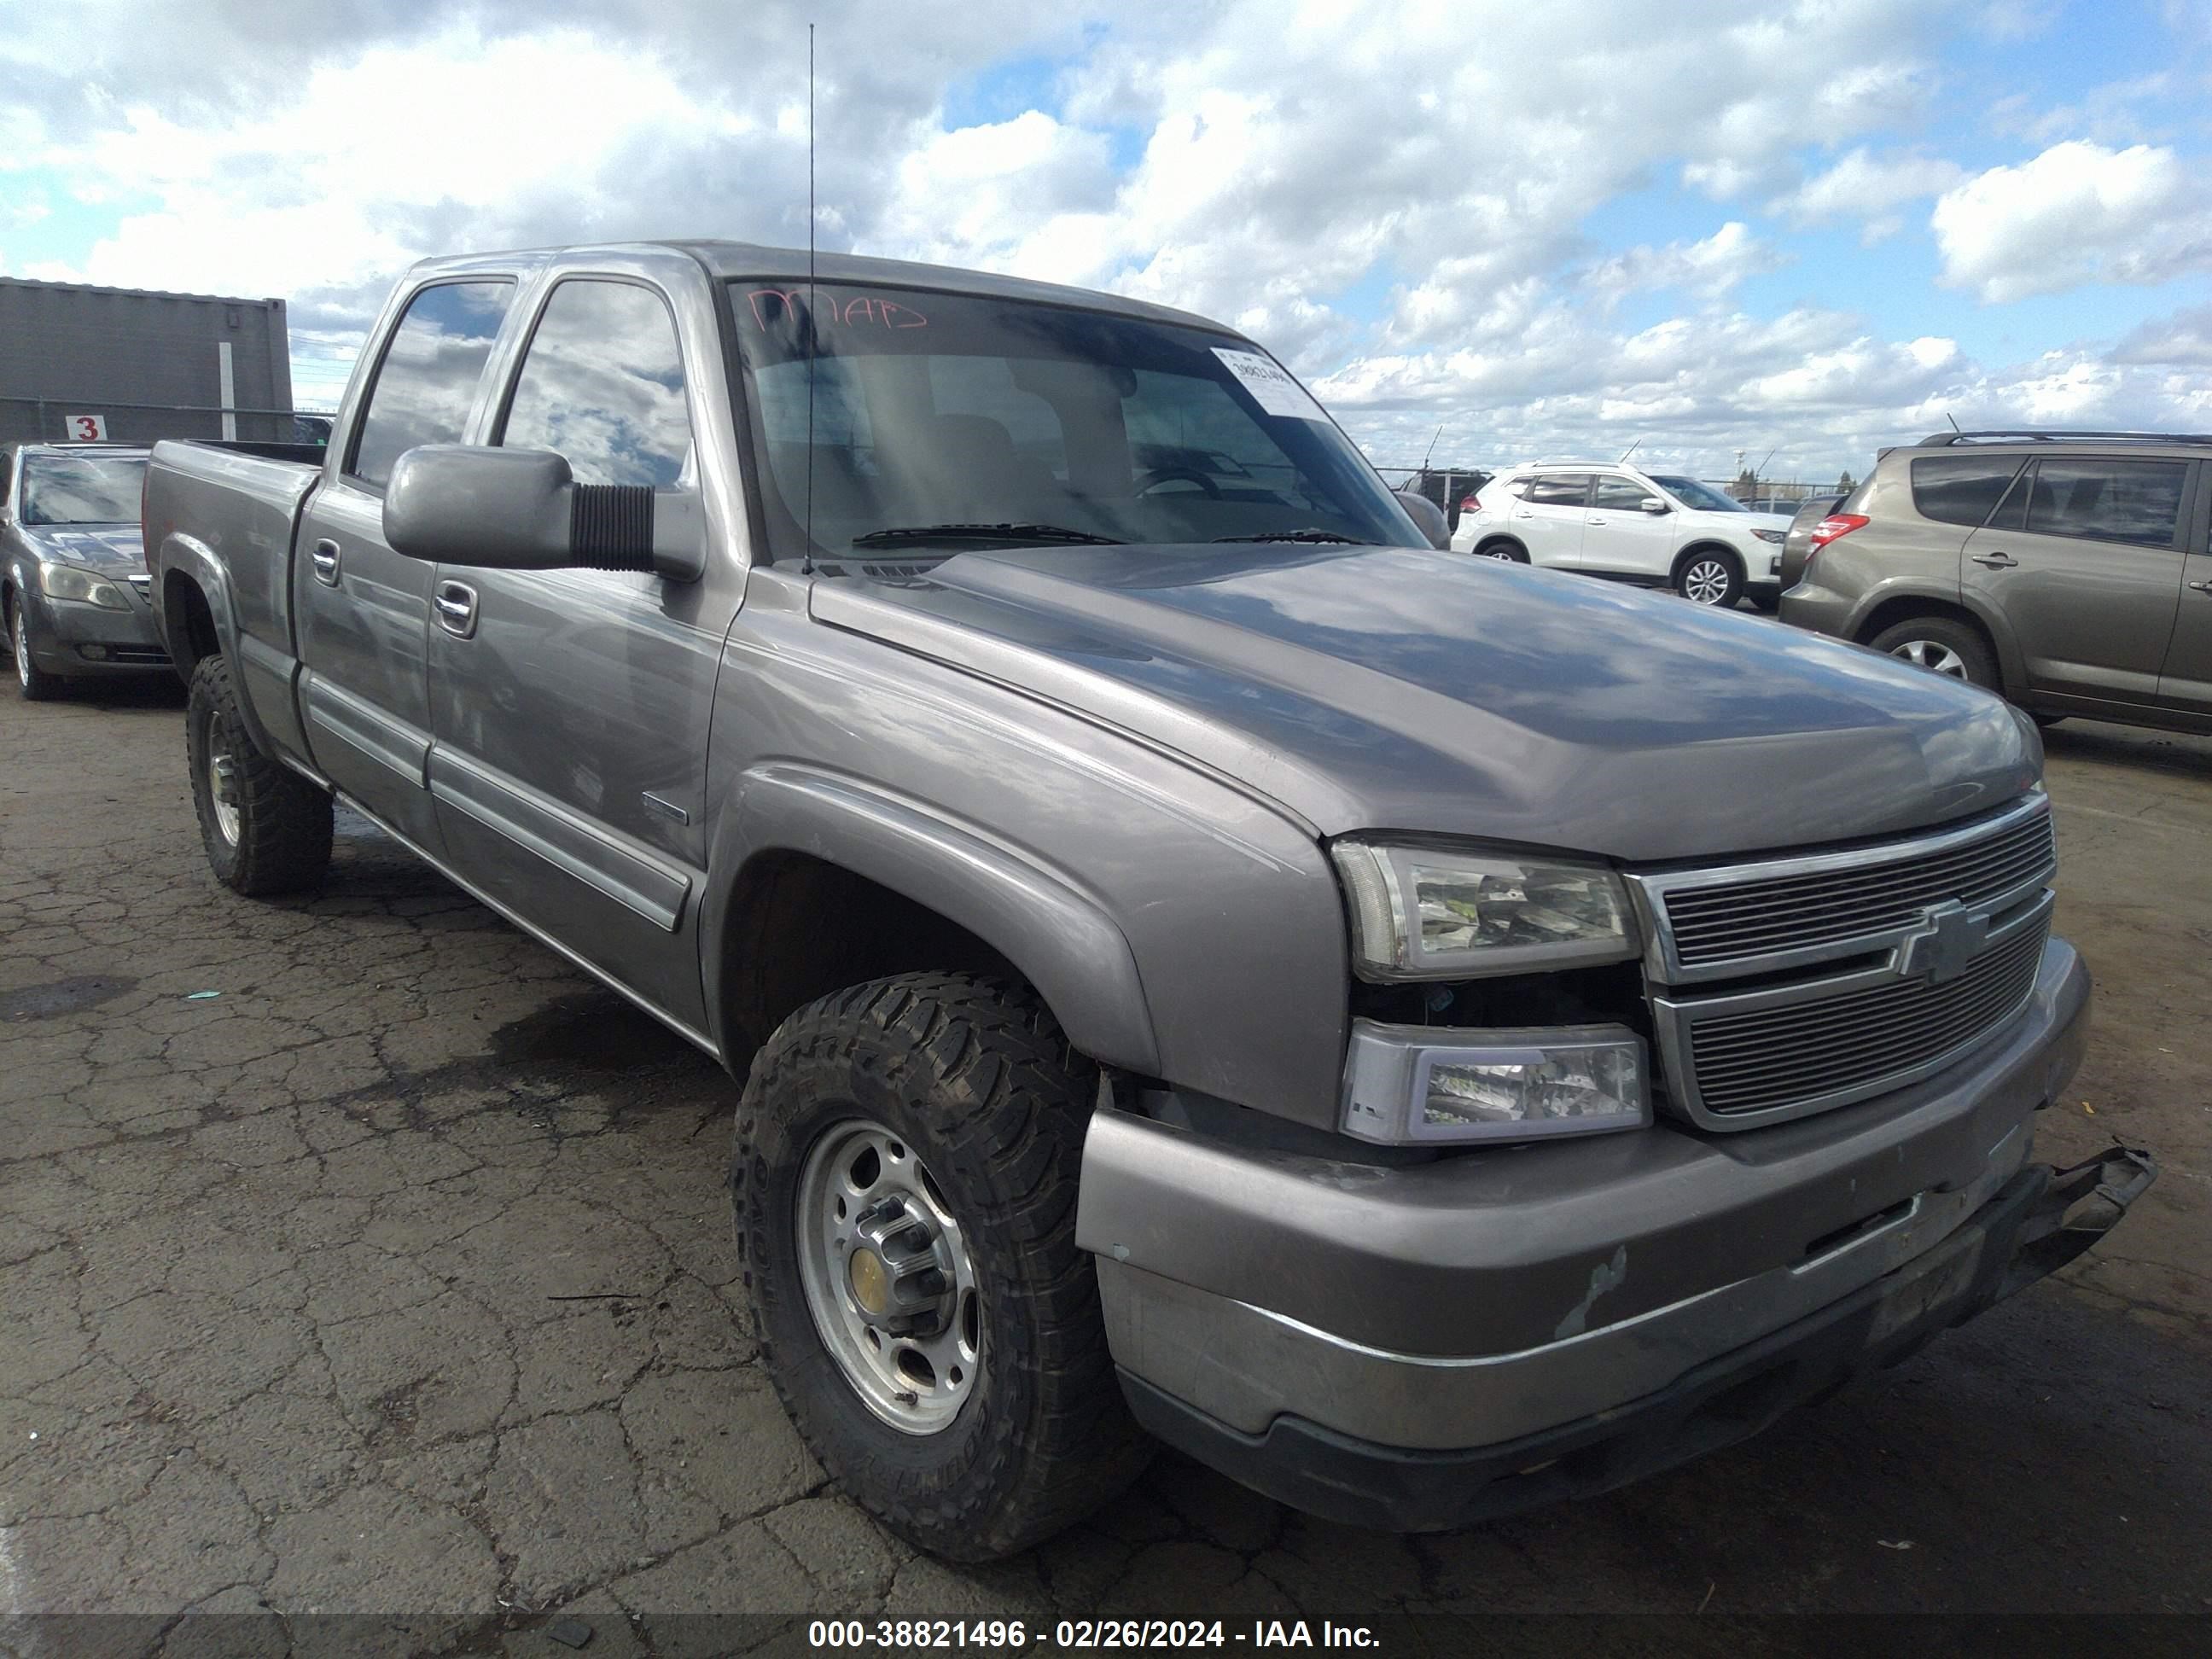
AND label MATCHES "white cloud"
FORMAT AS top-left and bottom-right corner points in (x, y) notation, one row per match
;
(1581, 224), (1773, 310)
(3, 0), (2204, 478)
(1931, 141), (2212, 301)
(1988, 73), (2179, 147)
(1771, 148), (1965, 242)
